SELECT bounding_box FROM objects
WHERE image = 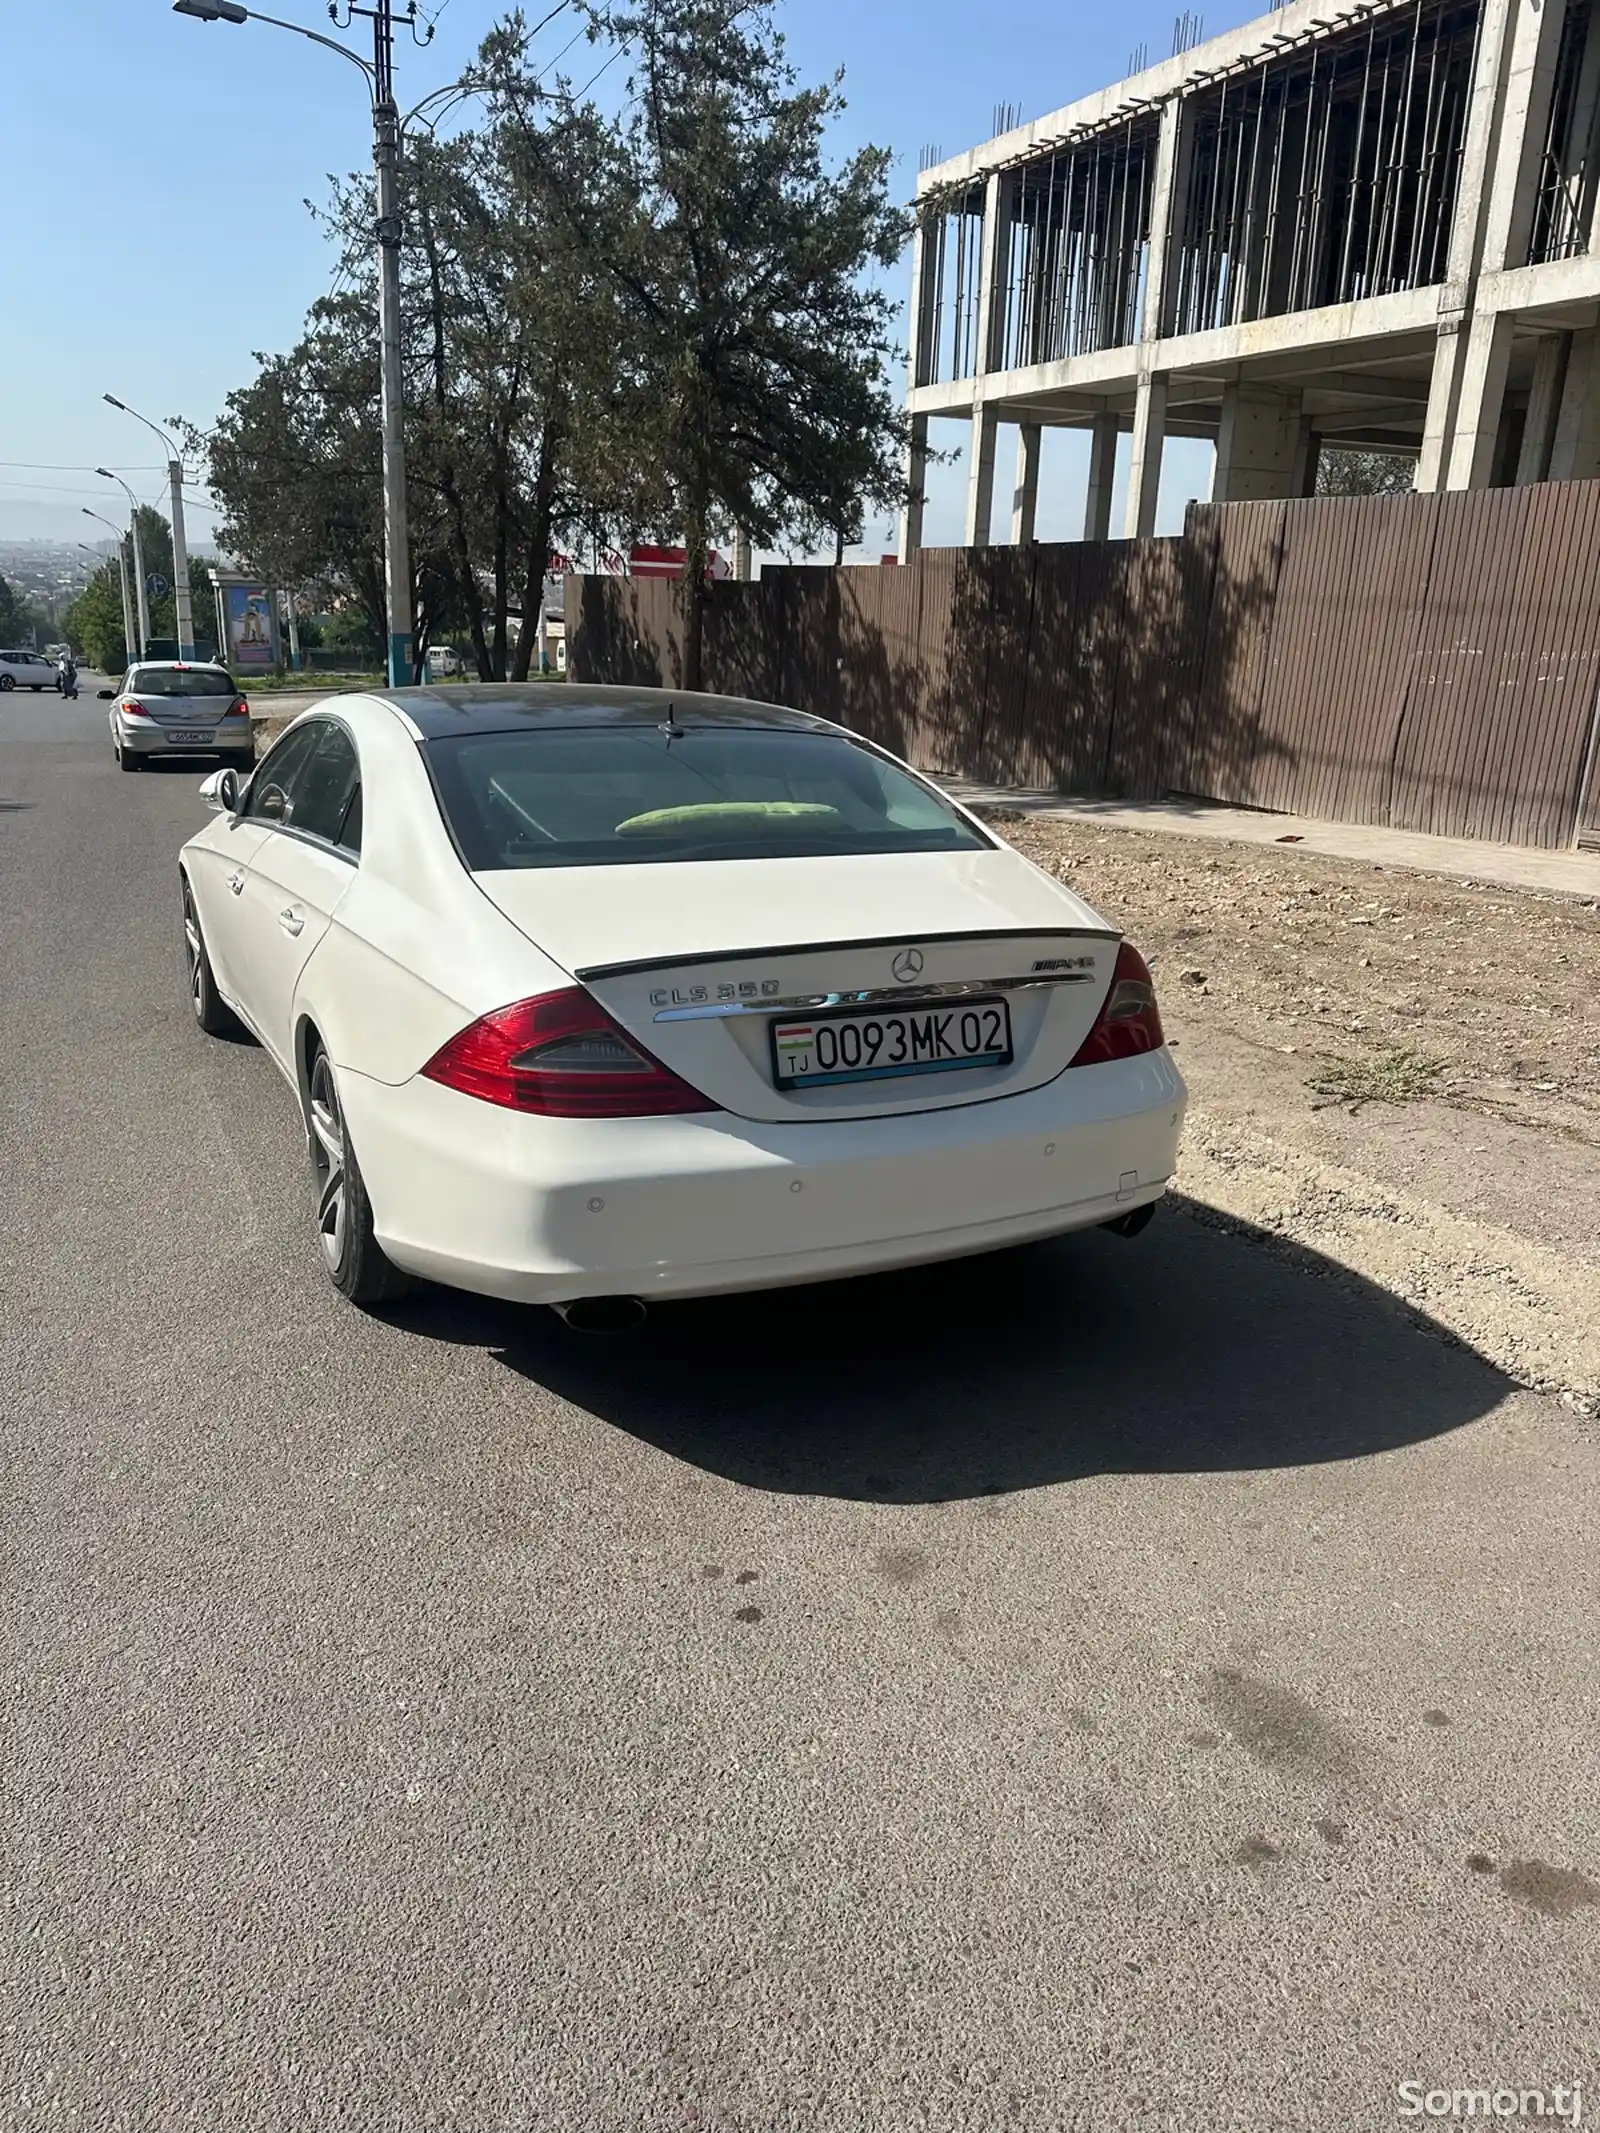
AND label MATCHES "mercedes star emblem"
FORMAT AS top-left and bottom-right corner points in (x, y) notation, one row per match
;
(891, 948), (925, 984)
